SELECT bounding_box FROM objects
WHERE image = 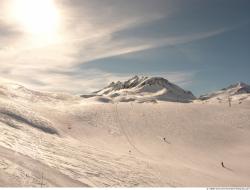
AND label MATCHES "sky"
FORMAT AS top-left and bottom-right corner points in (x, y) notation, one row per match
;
(0, 0), (249, 96)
